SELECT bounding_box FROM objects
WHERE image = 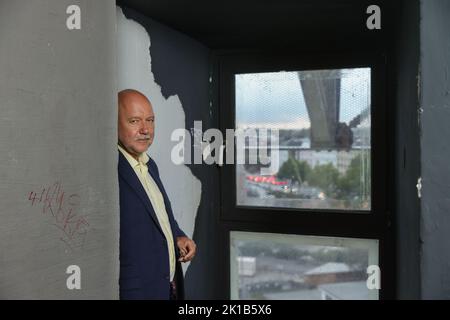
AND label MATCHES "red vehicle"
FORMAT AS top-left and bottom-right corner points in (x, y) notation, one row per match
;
(246, 175), (289, 186)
